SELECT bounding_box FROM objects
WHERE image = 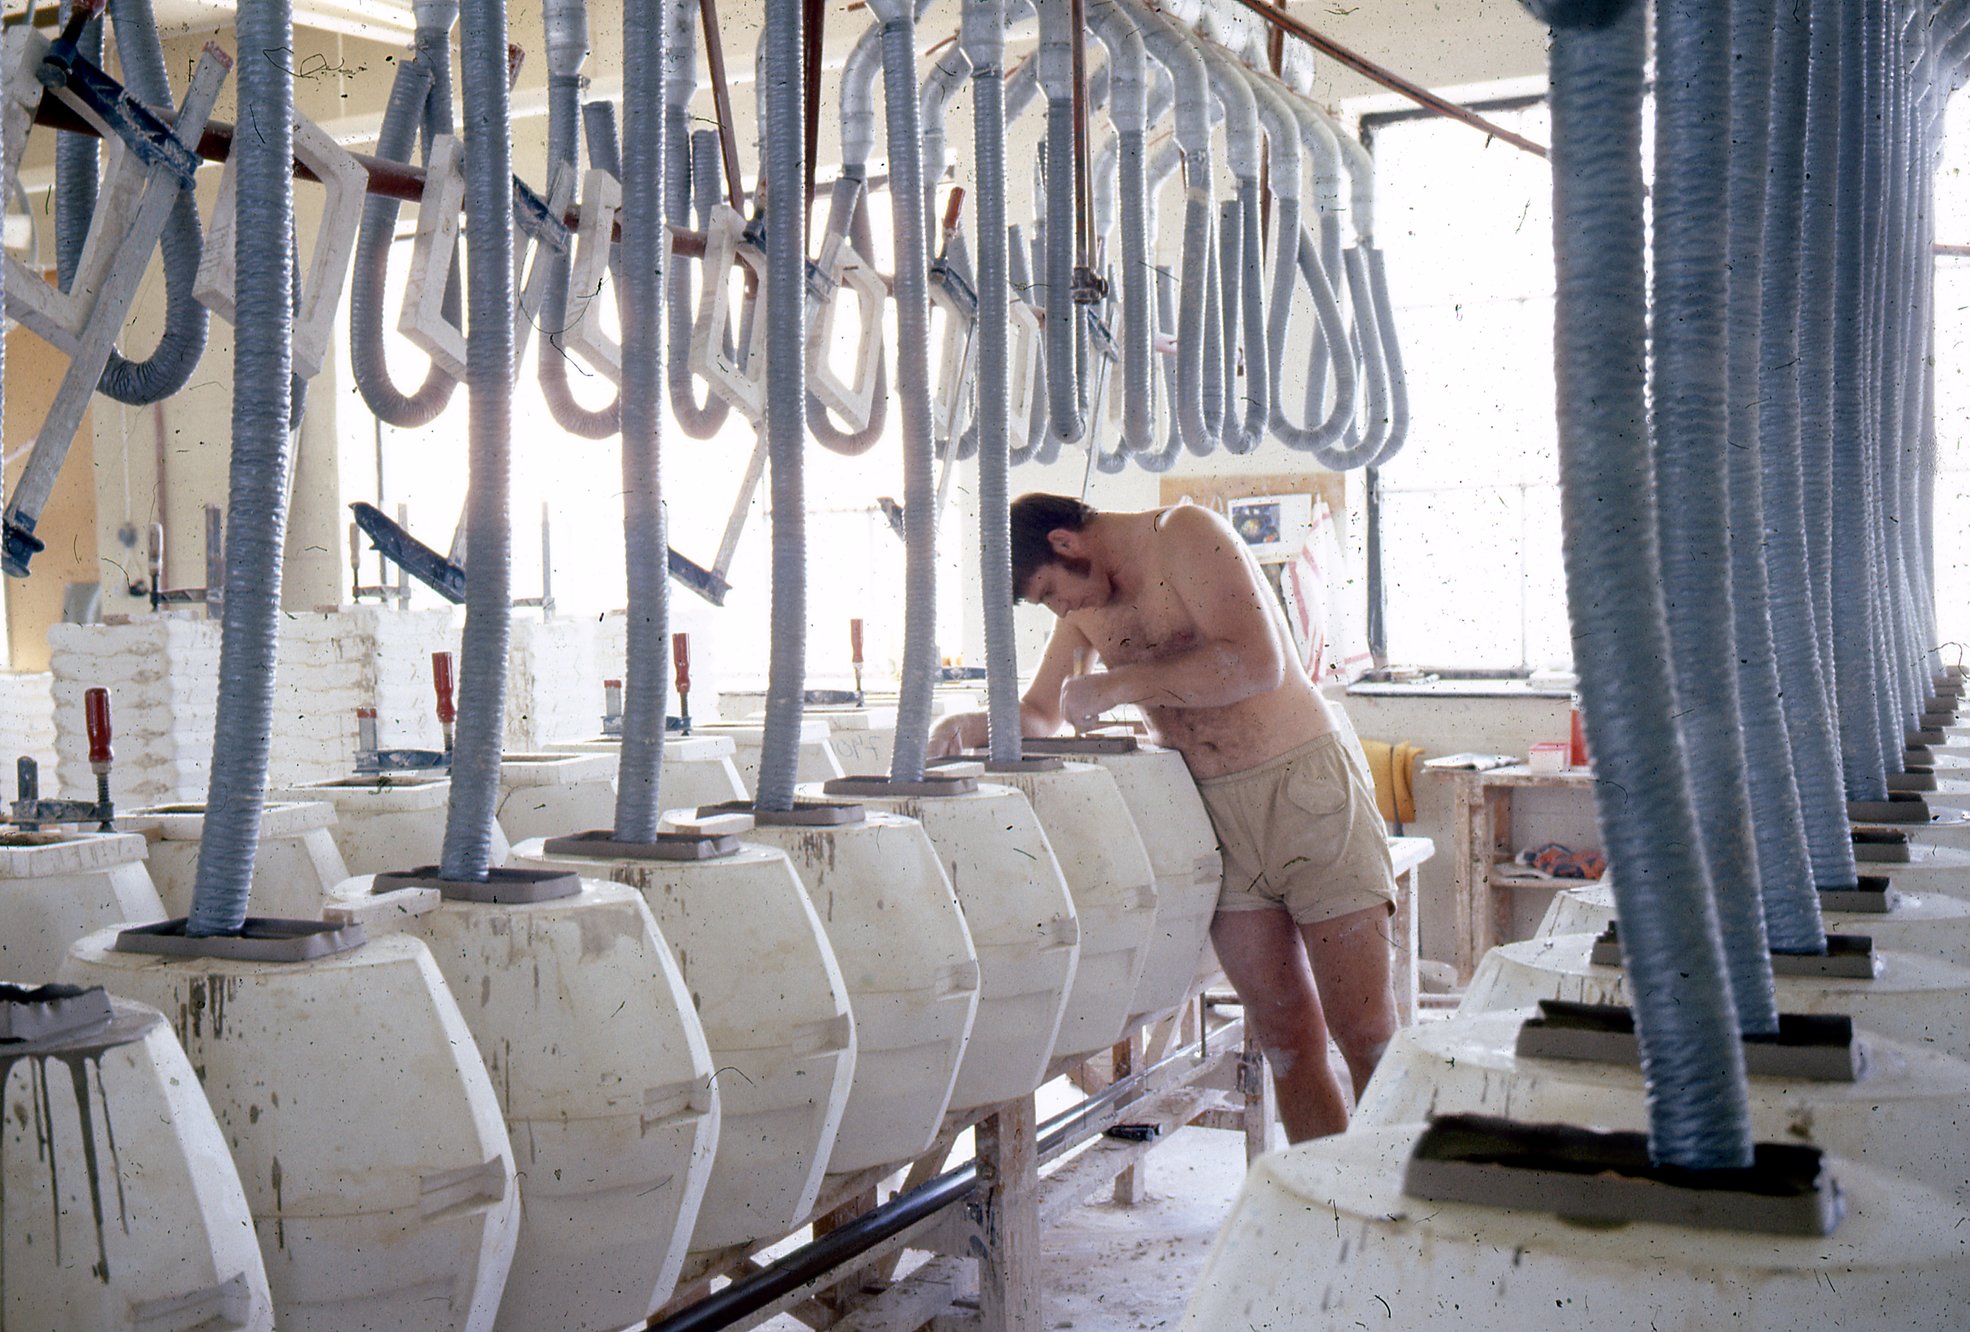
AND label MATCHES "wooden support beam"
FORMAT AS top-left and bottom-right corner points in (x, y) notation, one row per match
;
(975, 1098), (1043, 1332)
(1110, 1033), (1143, 1206)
